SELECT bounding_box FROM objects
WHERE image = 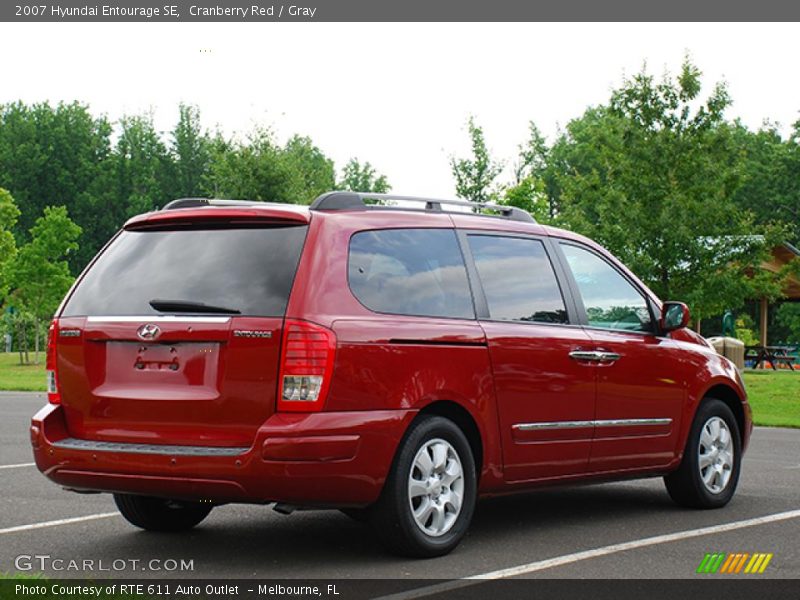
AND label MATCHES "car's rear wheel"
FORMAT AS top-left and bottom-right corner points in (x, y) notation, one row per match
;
(664, 398), (742, 508)
(369, 415), (476, 558)
(114, 493), (213, 531)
